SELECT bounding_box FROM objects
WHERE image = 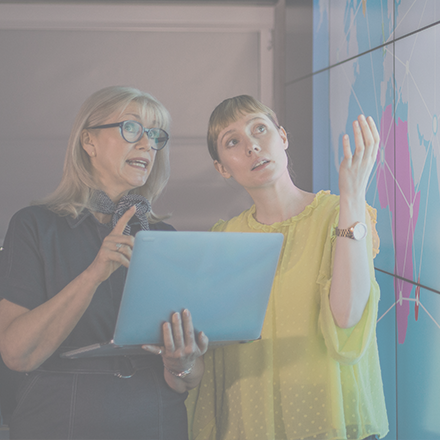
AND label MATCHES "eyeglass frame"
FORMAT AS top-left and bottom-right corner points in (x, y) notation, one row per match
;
(86, 120), (169, 150)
